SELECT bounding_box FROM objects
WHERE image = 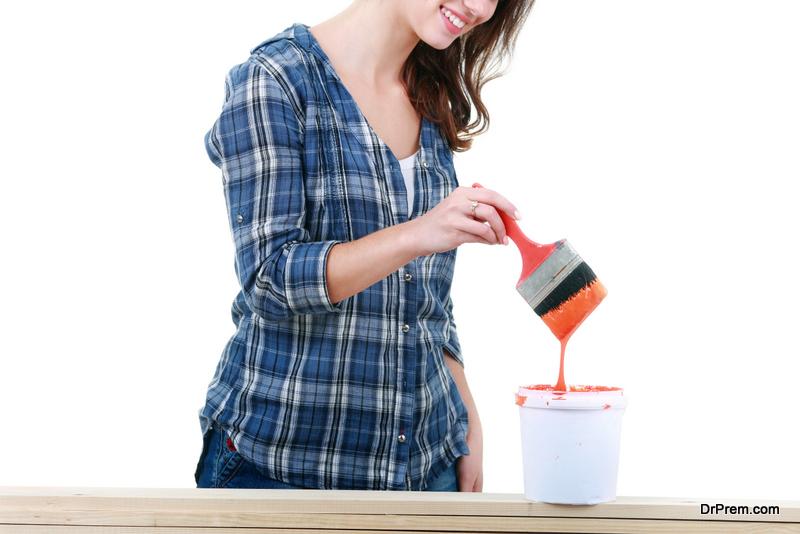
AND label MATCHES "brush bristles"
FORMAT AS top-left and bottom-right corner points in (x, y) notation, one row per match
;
(534, 262), (598, 316)
(540, 279), (607, 340)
